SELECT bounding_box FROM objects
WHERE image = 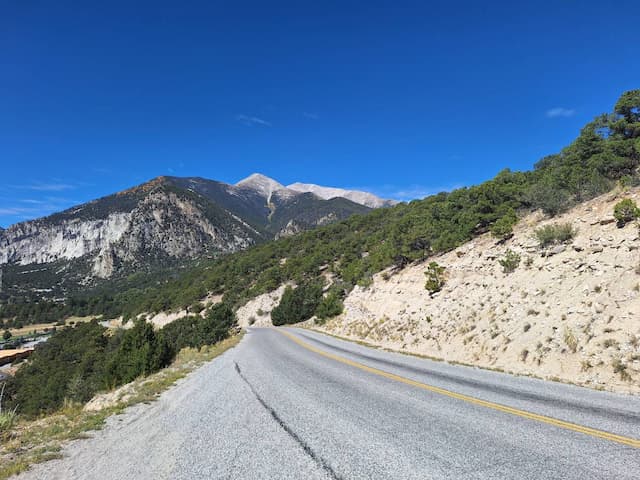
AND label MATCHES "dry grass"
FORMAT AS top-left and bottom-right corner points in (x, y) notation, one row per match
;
(0, 333), (243, 479)
(563, 328), (578, 353)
